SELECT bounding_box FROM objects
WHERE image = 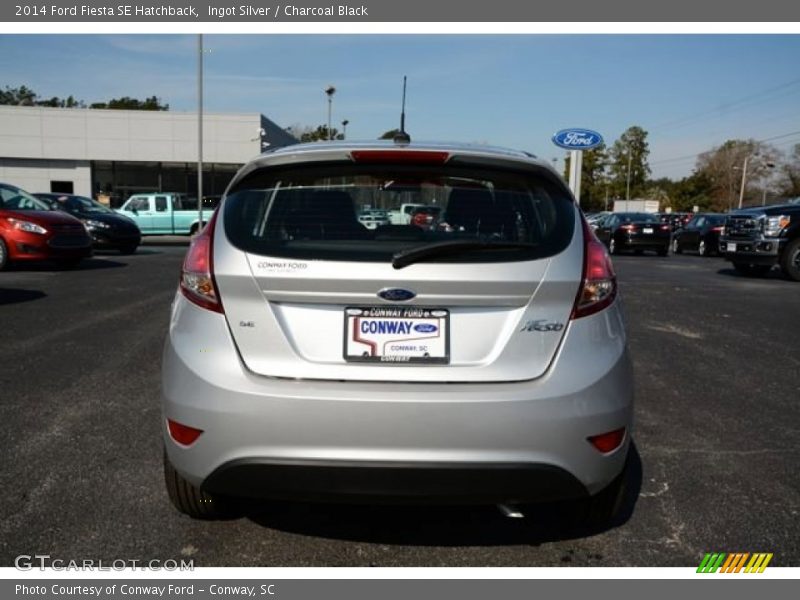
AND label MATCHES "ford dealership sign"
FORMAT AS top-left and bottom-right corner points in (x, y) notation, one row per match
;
(552, 128), (603, 150)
